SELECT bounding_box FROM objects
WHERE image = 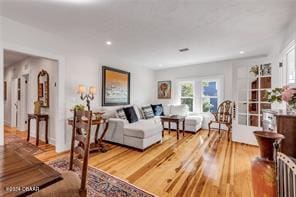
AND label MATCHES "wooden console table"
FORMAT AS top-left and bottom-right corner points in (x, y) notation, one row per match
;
(161, 115), (185, 140)
(68, 118), (109, 152)
(27, 114), (49, 146)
